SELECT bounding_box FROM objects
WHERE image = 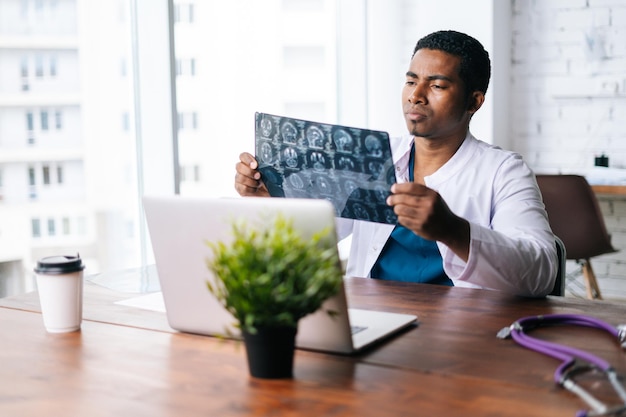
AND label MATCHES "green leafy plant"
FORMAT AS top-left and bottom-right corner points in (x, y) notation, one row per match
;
(205, 214), (343, 335)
